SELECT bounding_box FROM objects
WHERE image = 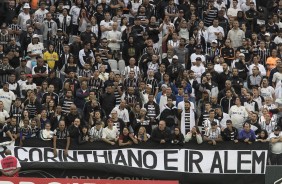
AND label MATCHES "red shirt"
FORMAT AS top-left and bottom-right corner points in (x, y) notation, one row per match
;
(0, 155), (21, 177)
